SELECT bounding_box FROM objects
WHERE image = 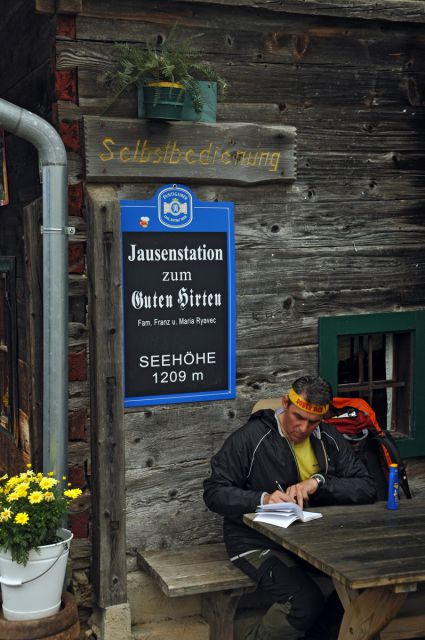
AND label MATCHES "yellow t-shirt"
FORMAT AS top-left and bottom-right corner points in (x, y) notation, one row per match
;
(292, 437), (320, 481)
